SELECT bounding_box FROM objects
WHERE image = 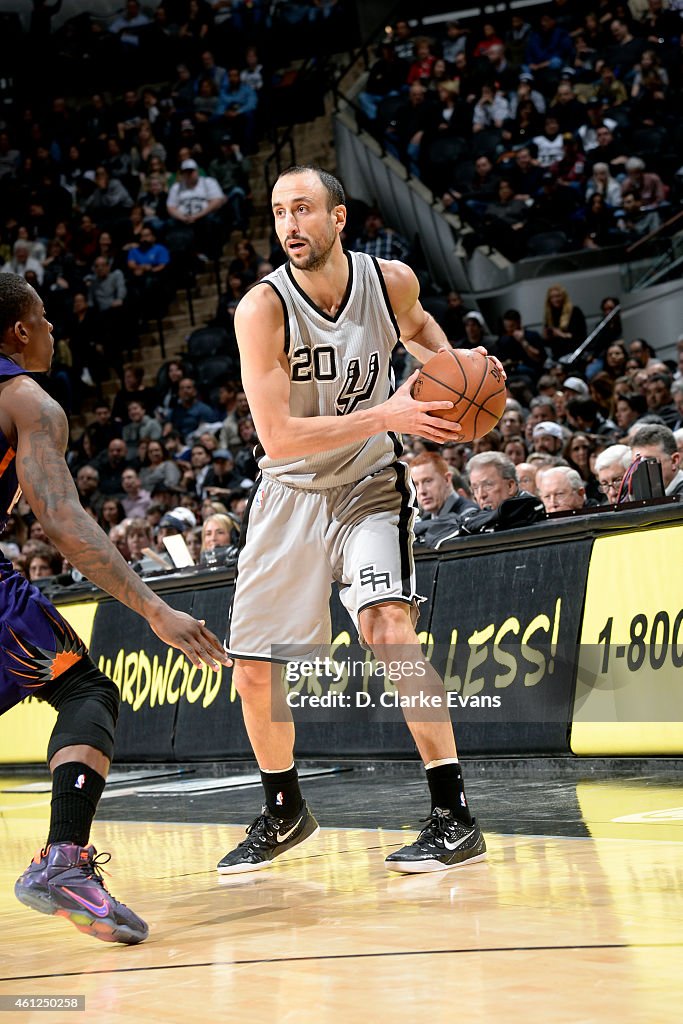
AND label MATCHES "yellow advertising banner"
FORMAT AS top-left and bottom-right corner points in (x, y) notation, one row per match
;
(571, 527), (683, 755)
(0, 602), (99, 764)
